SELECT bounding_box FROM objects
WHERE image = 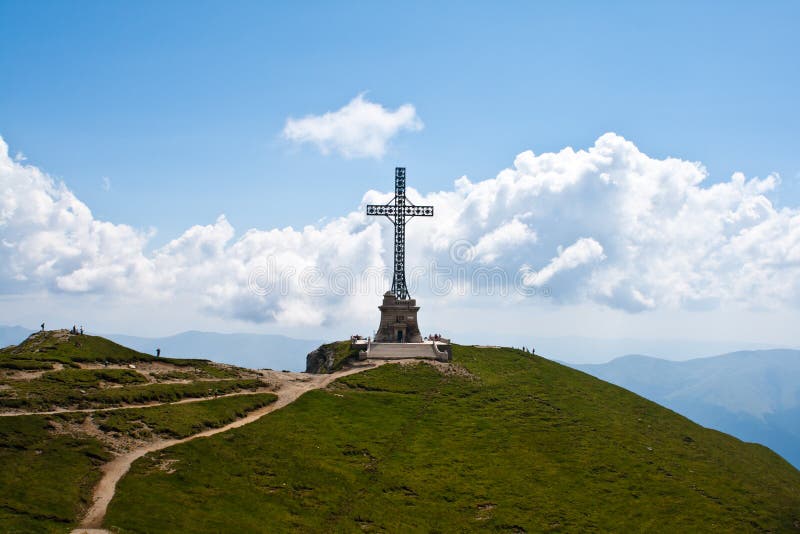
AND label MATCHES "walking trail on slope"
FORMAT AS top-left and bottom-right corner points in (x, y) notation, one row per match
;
(70, 360), (389, 534)
(0, 387), (277, 417)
